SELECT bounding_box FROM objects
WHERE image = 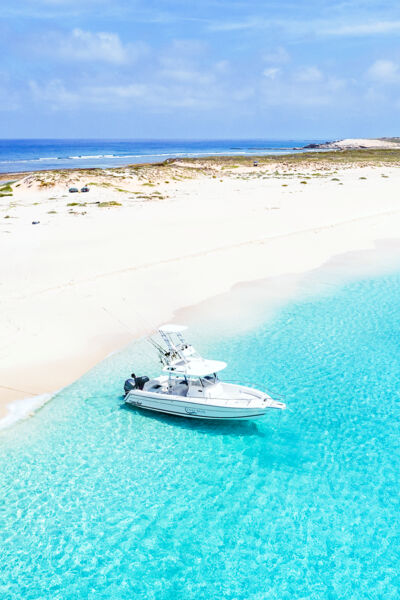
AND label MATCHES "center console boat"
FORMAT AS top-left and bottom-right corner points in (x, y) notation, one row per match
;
(124, 324), (286, 420)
